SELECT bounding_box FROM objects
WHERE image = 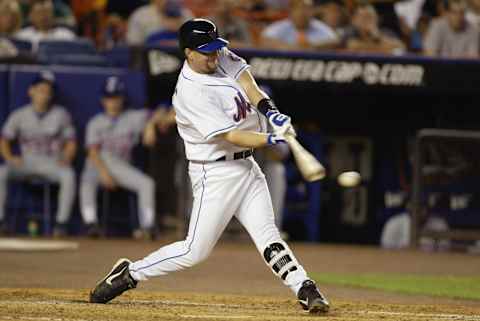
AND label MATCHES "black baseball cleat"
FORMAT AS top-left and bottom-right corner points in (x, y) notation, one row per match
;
(297, 280), (330, 313)
(89, 258), (137, 303)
